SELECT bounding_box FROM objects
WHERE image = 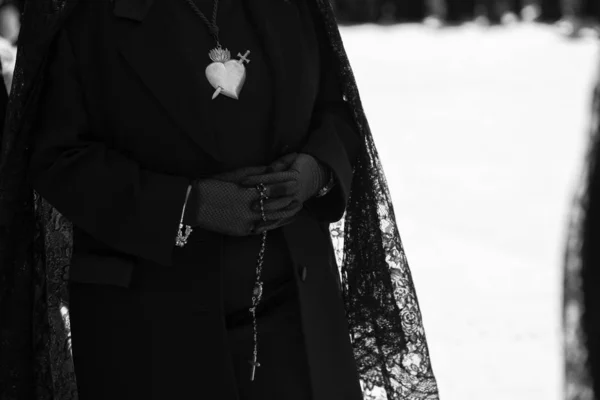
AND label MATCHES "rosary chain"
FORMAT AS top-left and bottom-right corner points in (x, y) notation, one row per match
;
(182, 0), (259, 381)
(249, 183), (268, 381)
(183, 0), (221, 46)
